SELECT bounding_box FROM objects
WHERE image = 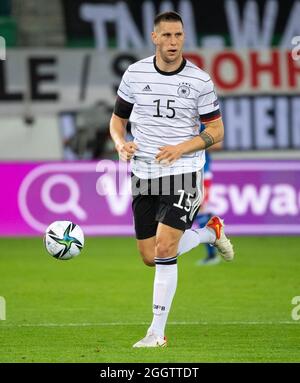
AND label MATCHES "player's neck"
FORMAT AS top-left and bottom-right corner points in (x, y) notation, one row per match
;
(154, 54), (184, 74)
